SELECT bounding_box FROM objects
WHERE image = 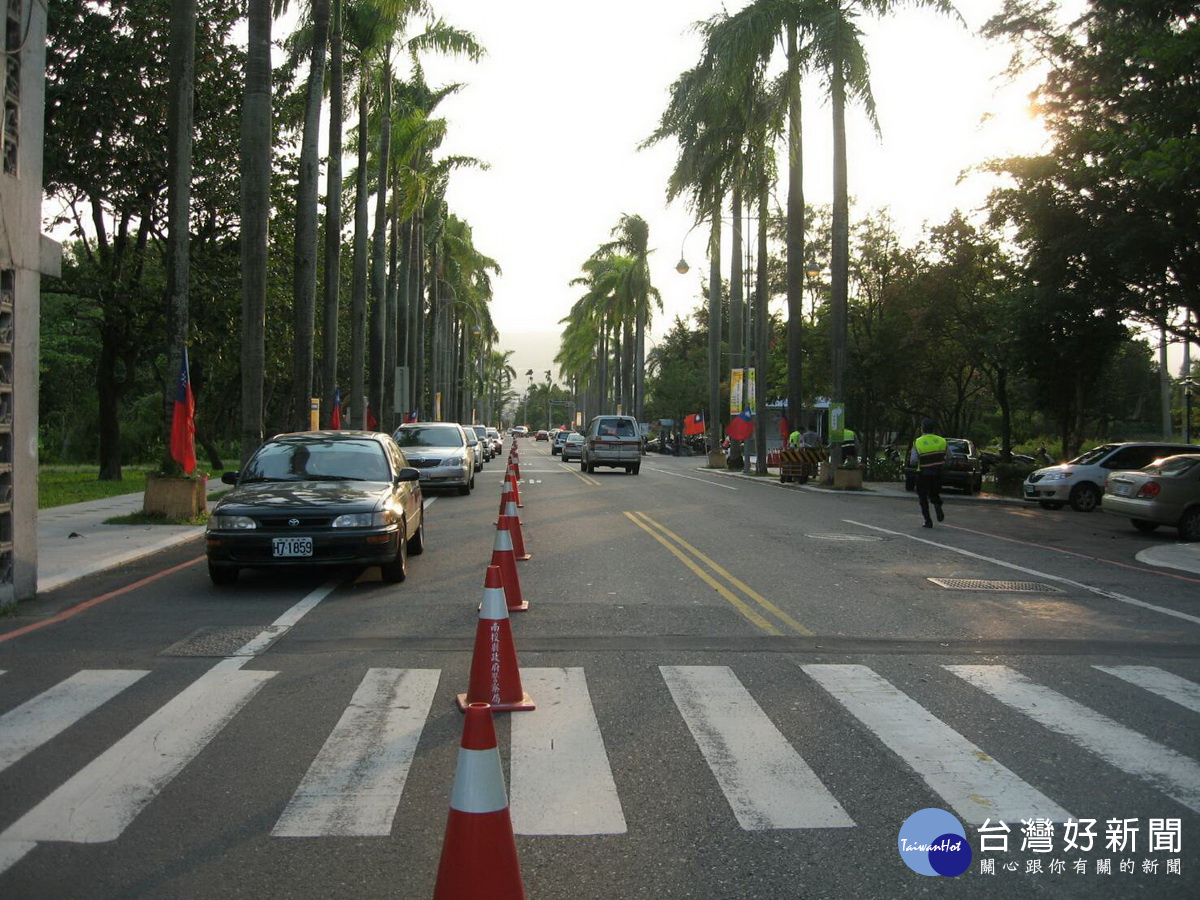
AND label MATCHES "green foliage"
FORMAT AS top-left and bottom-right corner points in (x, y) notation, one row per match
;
(38, 466), (152, 509)
(991, 462), (1036, 496)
